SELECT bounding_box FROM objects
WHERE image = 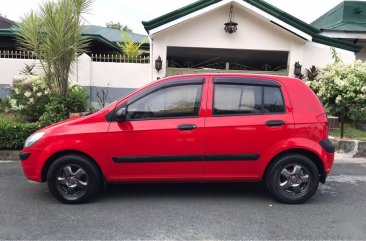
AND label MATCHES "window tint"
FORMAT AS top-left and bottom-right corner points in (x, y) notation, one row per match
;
(128, 85), (202, 120)
(213, 84), (285, 115)
(263, 87), (285, 113)
(214, 85), (262, 115)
